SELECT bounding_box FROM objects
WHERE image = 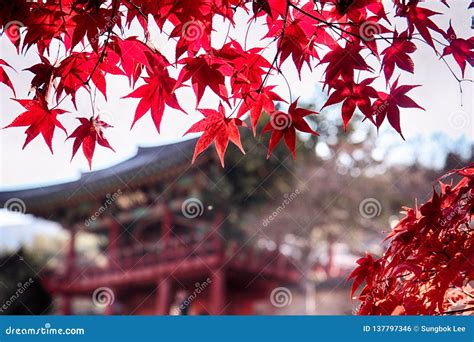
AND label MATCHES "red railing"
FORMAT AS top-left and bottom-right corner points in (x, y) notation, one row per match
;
(46, 235), (300, 290)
